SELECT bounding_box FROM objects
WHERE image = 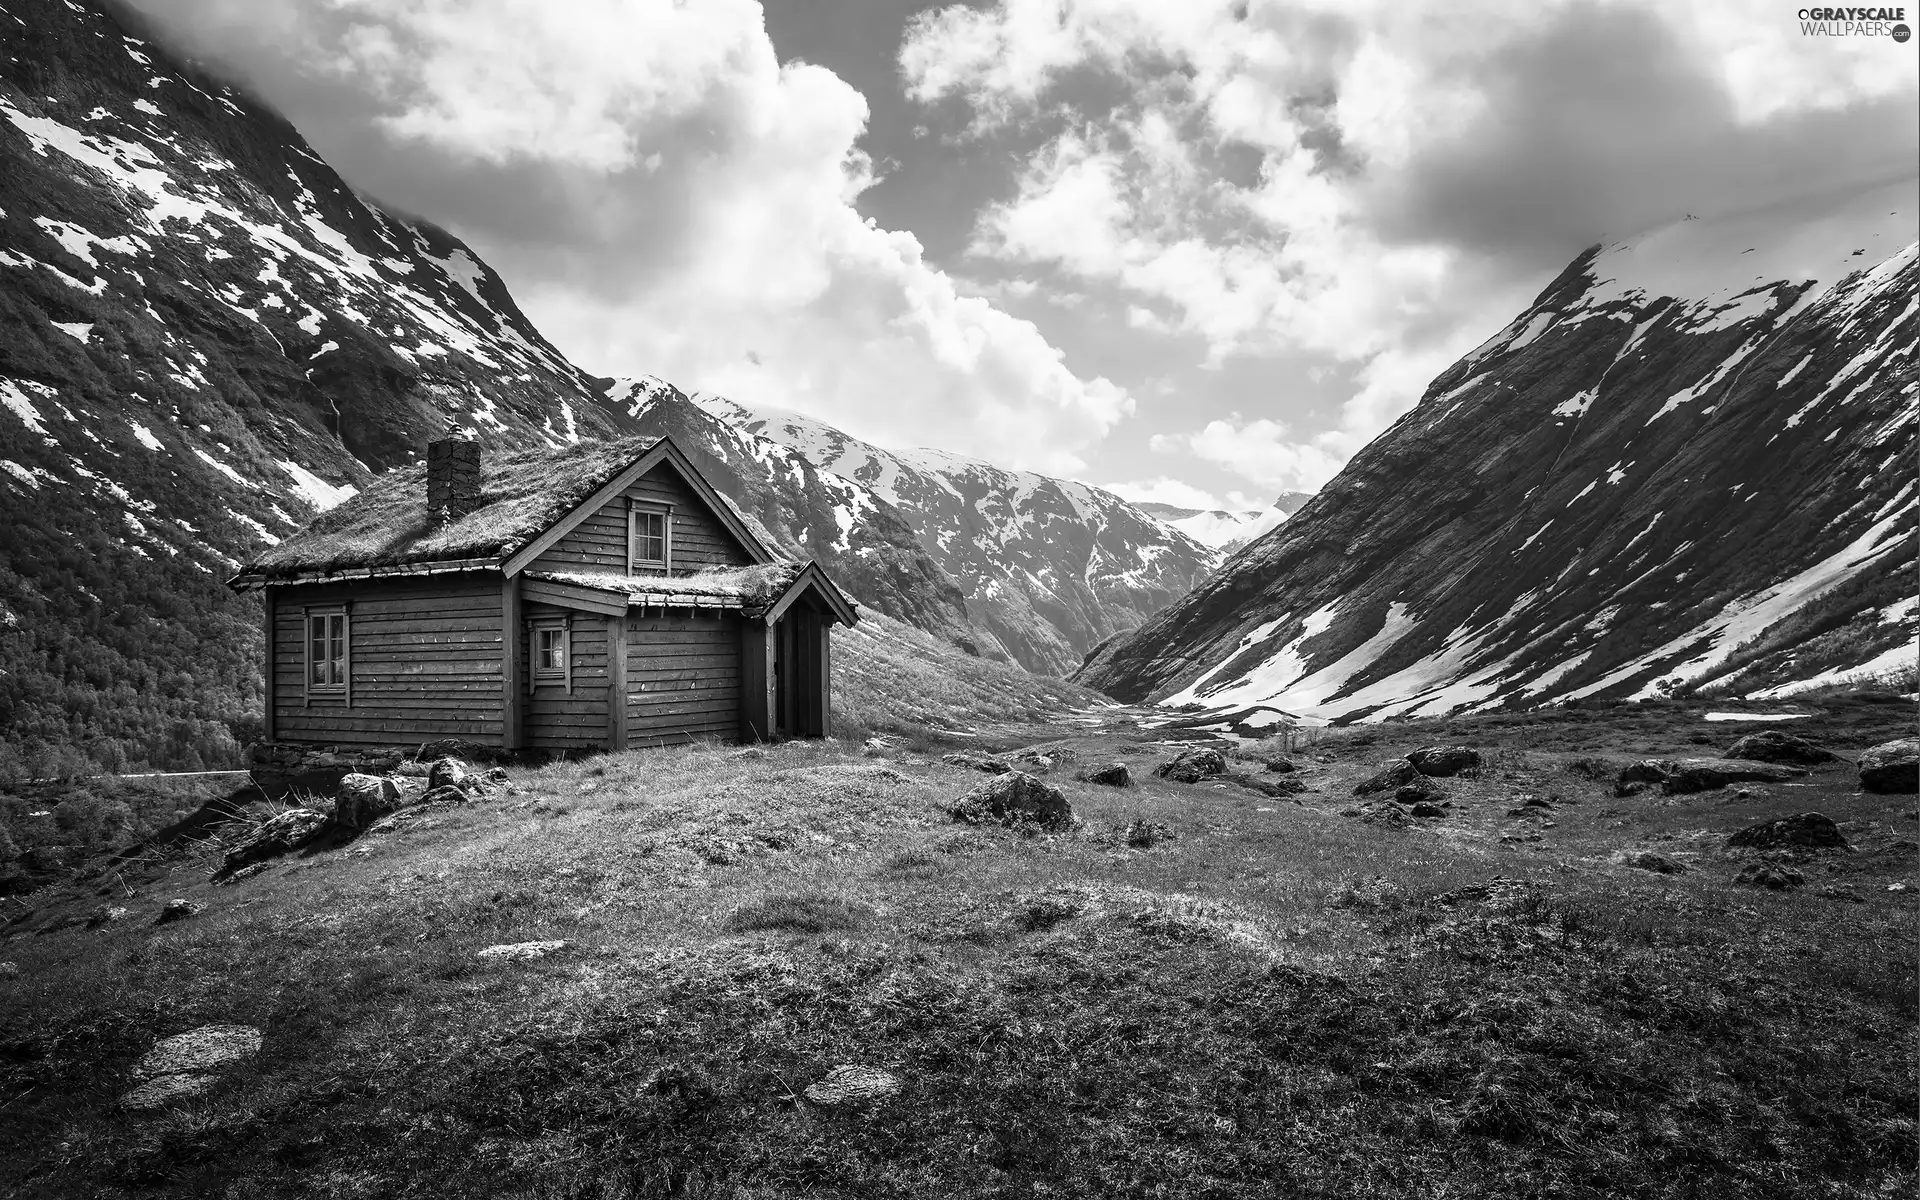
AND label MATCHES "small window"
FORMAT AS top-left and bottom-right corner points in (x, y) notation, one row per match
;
(629, 506), (671, 573)
(305, 608), (349, 699)
(531, 618), (571, 692)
